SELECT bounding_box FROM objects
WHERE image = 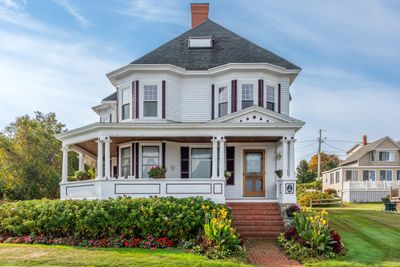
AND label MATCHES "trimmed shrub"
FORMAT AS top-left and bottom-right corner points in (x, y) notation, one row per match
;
(0, 197), (222, 241)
